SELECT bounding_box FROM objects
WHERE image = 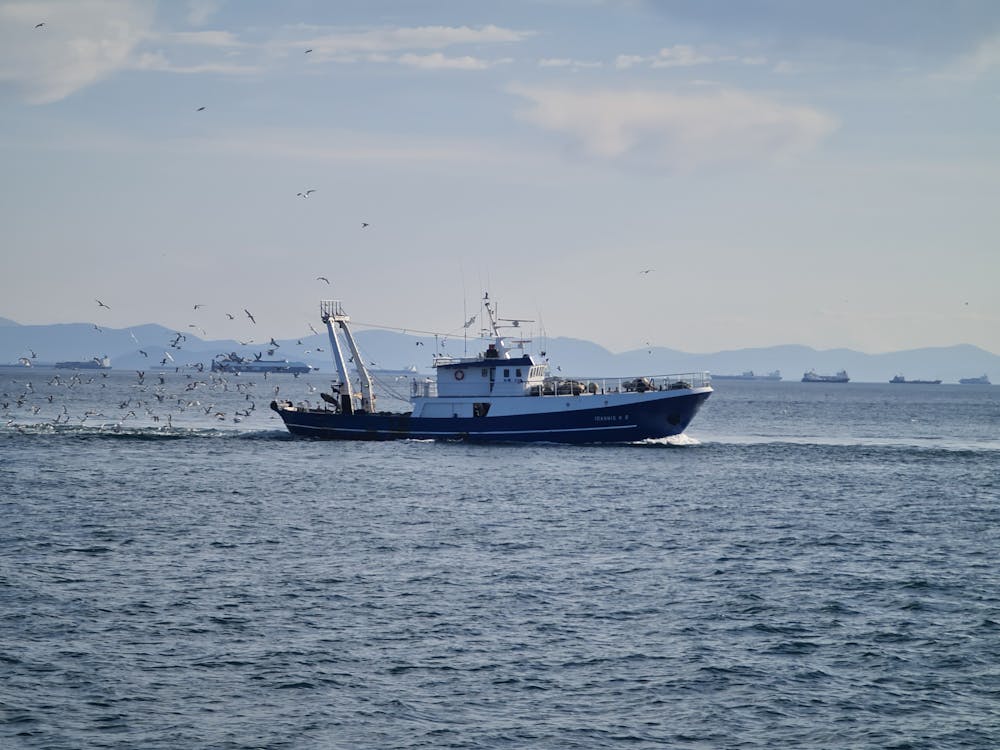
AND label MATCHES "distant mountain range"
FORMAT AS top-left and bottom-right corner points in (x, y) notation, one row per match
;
(0, 316), (997, 384)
